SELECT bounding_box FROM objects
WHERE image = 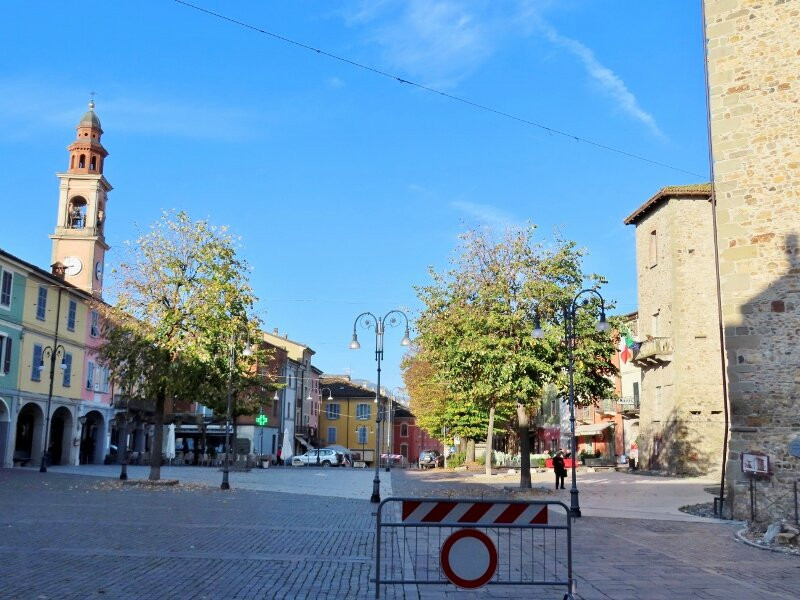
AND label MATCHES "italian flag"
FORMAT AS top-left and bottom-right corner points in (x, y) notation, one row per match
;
(619, 330), (635, 363)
